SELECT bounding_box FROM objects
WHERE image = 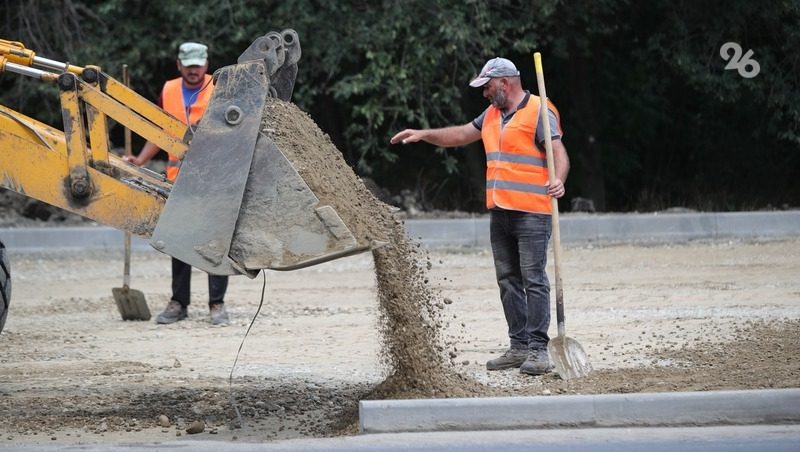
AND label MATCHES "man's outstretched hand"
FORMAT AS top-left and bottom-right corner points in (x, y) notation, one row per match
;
(390, 129), (423, 145)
